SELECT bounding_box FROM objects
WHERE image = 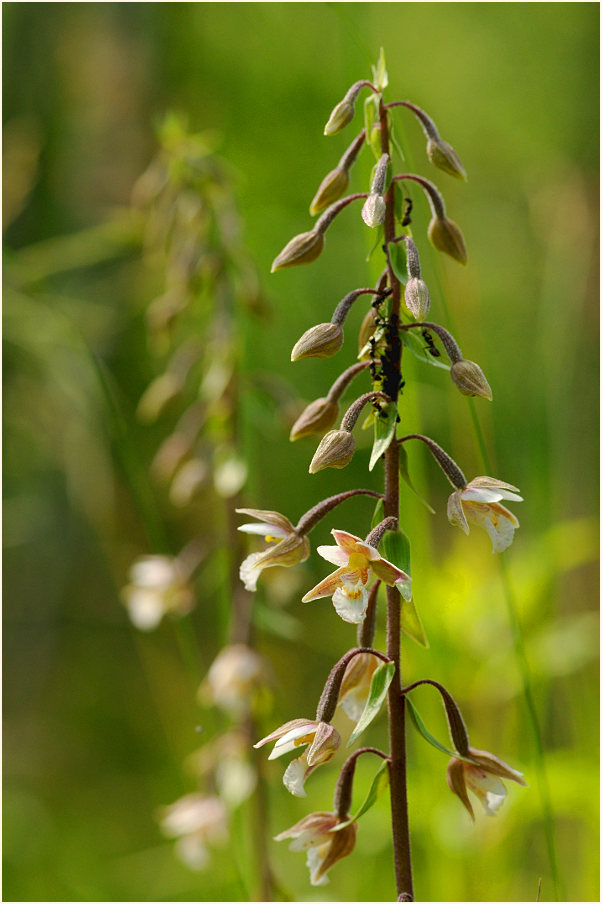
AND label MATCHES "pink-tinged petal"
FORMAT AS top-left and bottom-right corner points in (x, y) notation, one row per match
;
(302, 567), (347, 602)
(332, 585), (370, 624)
(447, 757), (474, 820)
(236, 508), (295, 534)
(467, 476), (521, 494)
(274, 811), (337, 846)
(464, 766), (507, 815)
(330, 529), (364, 552)
(283, 756), (309, 797)
(462, 487), (508, 504)
(447, 490), (469, 534)
(316, 544), (351, 566)
(468, 748), (527, 786)
(306, 722), (340, 766)
(371, 556), (411, 586)
(254, 718), (315, 750)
